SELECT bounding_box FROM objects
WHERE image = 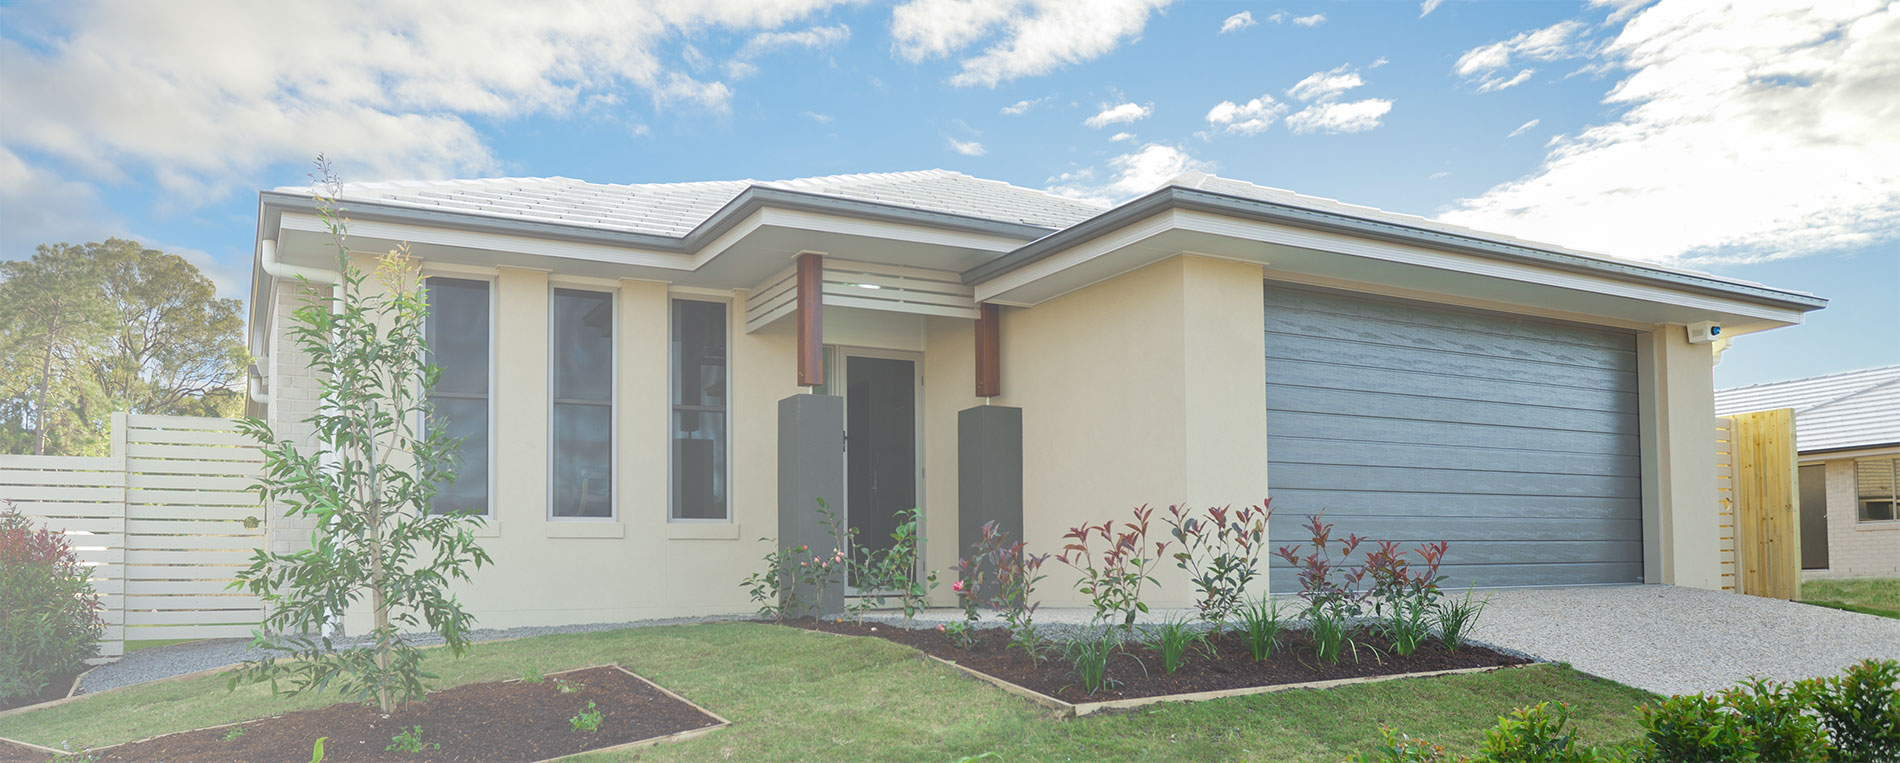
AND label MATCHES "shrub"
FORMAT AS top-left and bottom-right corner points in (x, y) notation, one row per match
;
(1162, 500), (1272, 625)
(1636, 679), (1832, 763)
(1363, 538), (1449, 656)
(741, 500), (849, 620)
(962, 522), (1050, 661)
(1435, 586), (1490, 651)
(0, 501), (104, 704)
(385, 725), (438, 753)
(1801, 658), (1900, 762)
(1057, 505), (1171, 629)
(1274, 513), (1370, 620)
(852, 508), (937, 623)
(1384, 597), (1434, 657)
(1141, 614), (1214, 674)
(1475, 702), (1605, 762)
(569, 700), (603, 733)
(1307, 601), (1353, 666)
(1061, 628), (1126, 696)
(1235, 596), (1286, 662)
